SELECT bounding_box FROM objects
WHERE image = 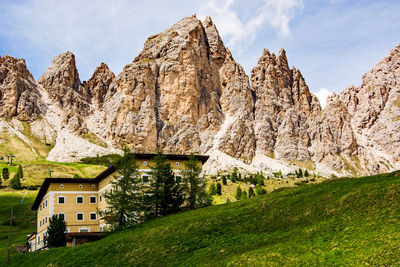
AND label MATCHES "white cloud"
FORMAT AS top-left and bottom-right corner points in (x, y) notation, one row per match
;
(199, 0), (304, 49)
(315, 88), (333, 109)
